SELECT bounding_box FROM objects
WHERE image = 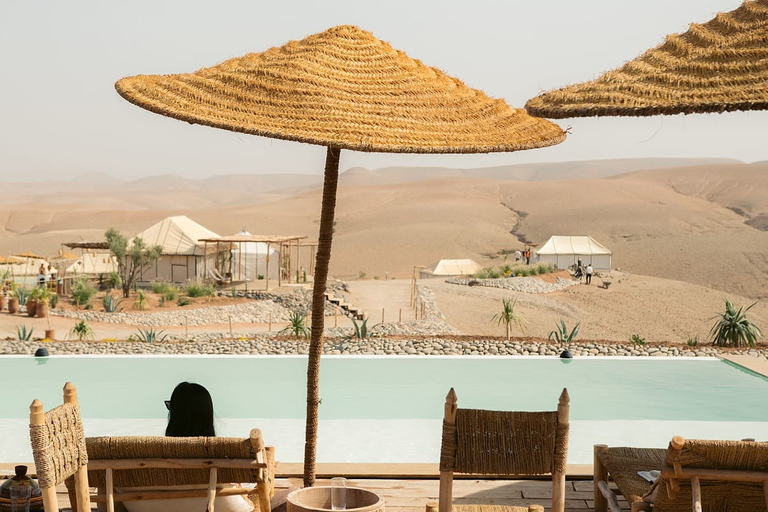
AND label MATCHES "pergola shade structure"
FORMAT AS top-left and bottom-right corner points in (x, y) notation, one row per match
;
(115, 24), (566, 487)
(525, 0), (768, 118)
